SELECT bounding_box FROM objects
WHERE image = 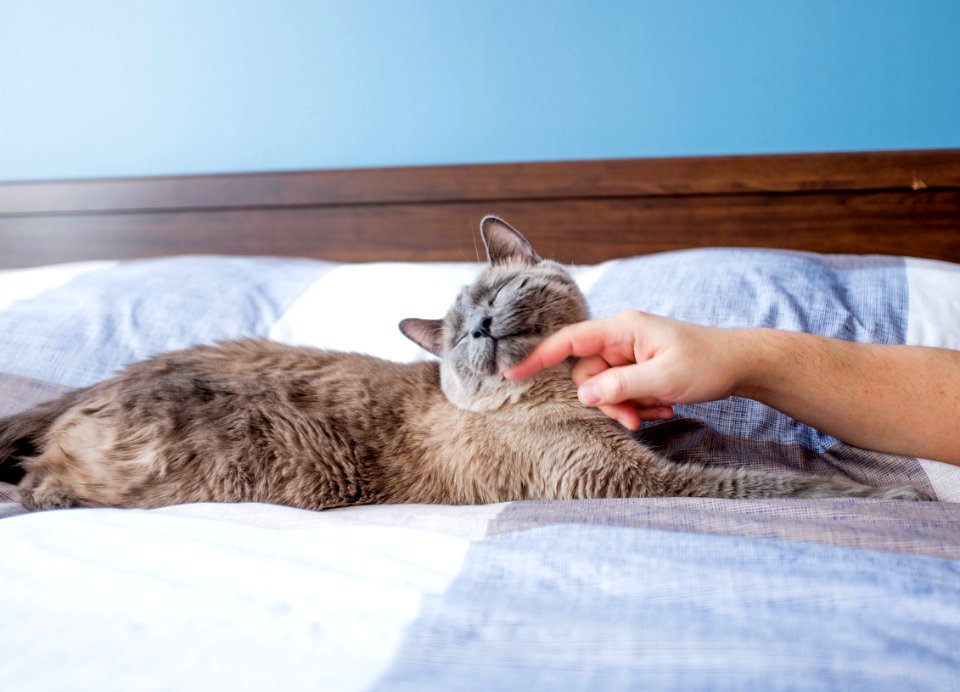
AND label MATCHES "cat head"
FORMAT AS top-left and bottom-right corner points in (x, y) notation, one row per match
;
(400, 216), (588, 411)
